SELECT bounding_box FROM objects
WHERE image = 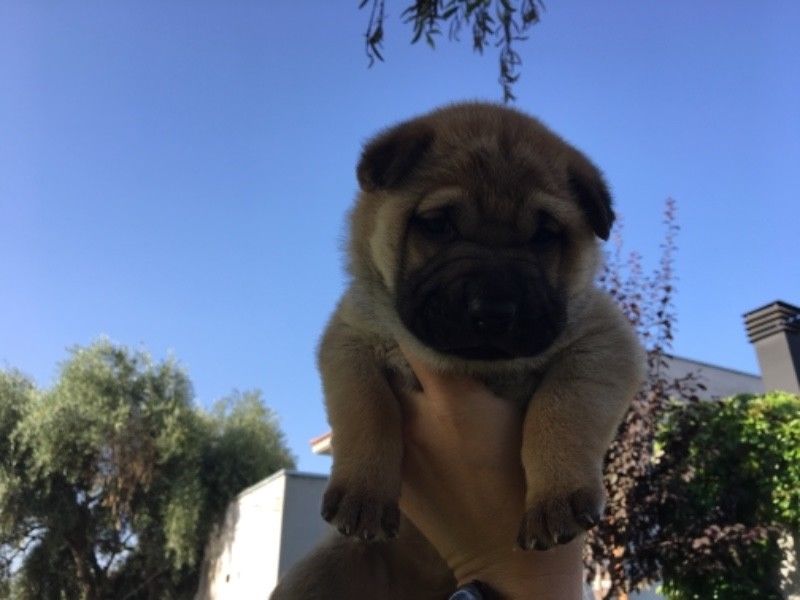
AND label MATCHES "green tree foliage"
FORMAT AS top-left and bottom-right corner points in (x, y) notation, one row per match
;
(0, 340), (295, 600)
(649, 392), (800, 599)
(585, 200), (799, 598)
(360, 0), (544, 102)
(585, 199), (705, 596)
